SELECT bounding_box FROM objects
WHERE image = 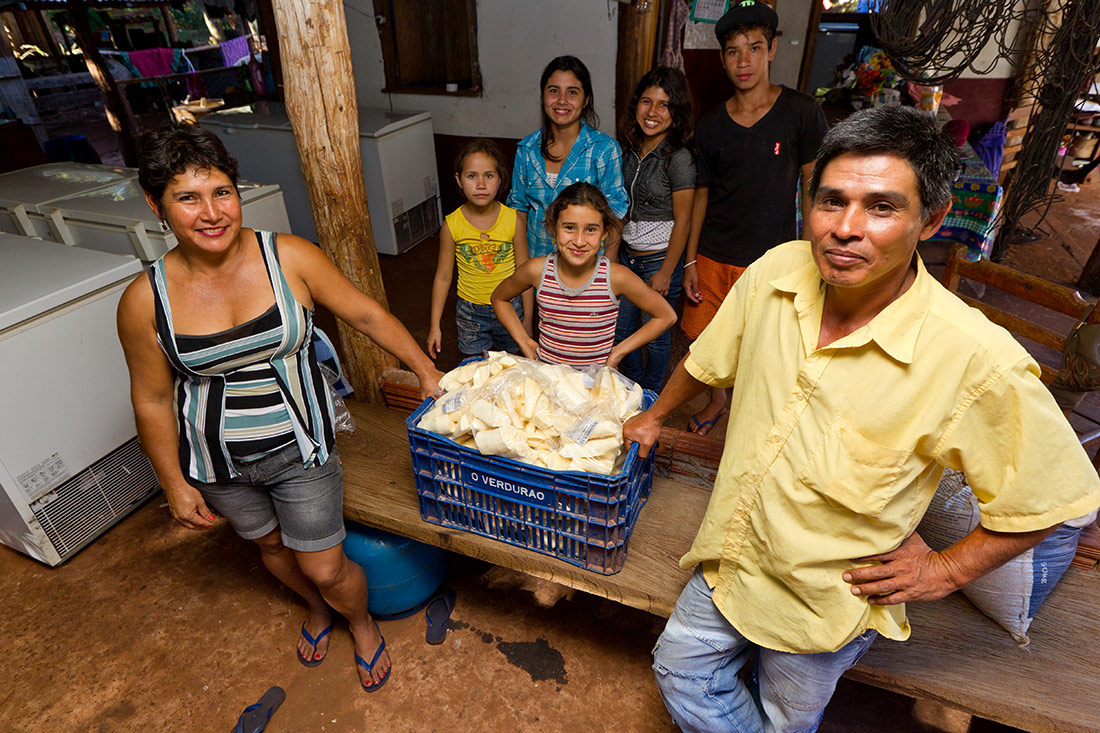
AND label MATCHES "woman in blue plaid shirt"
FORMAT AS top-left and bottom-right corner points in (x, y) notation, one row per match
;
(507, 56), (629, 261)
